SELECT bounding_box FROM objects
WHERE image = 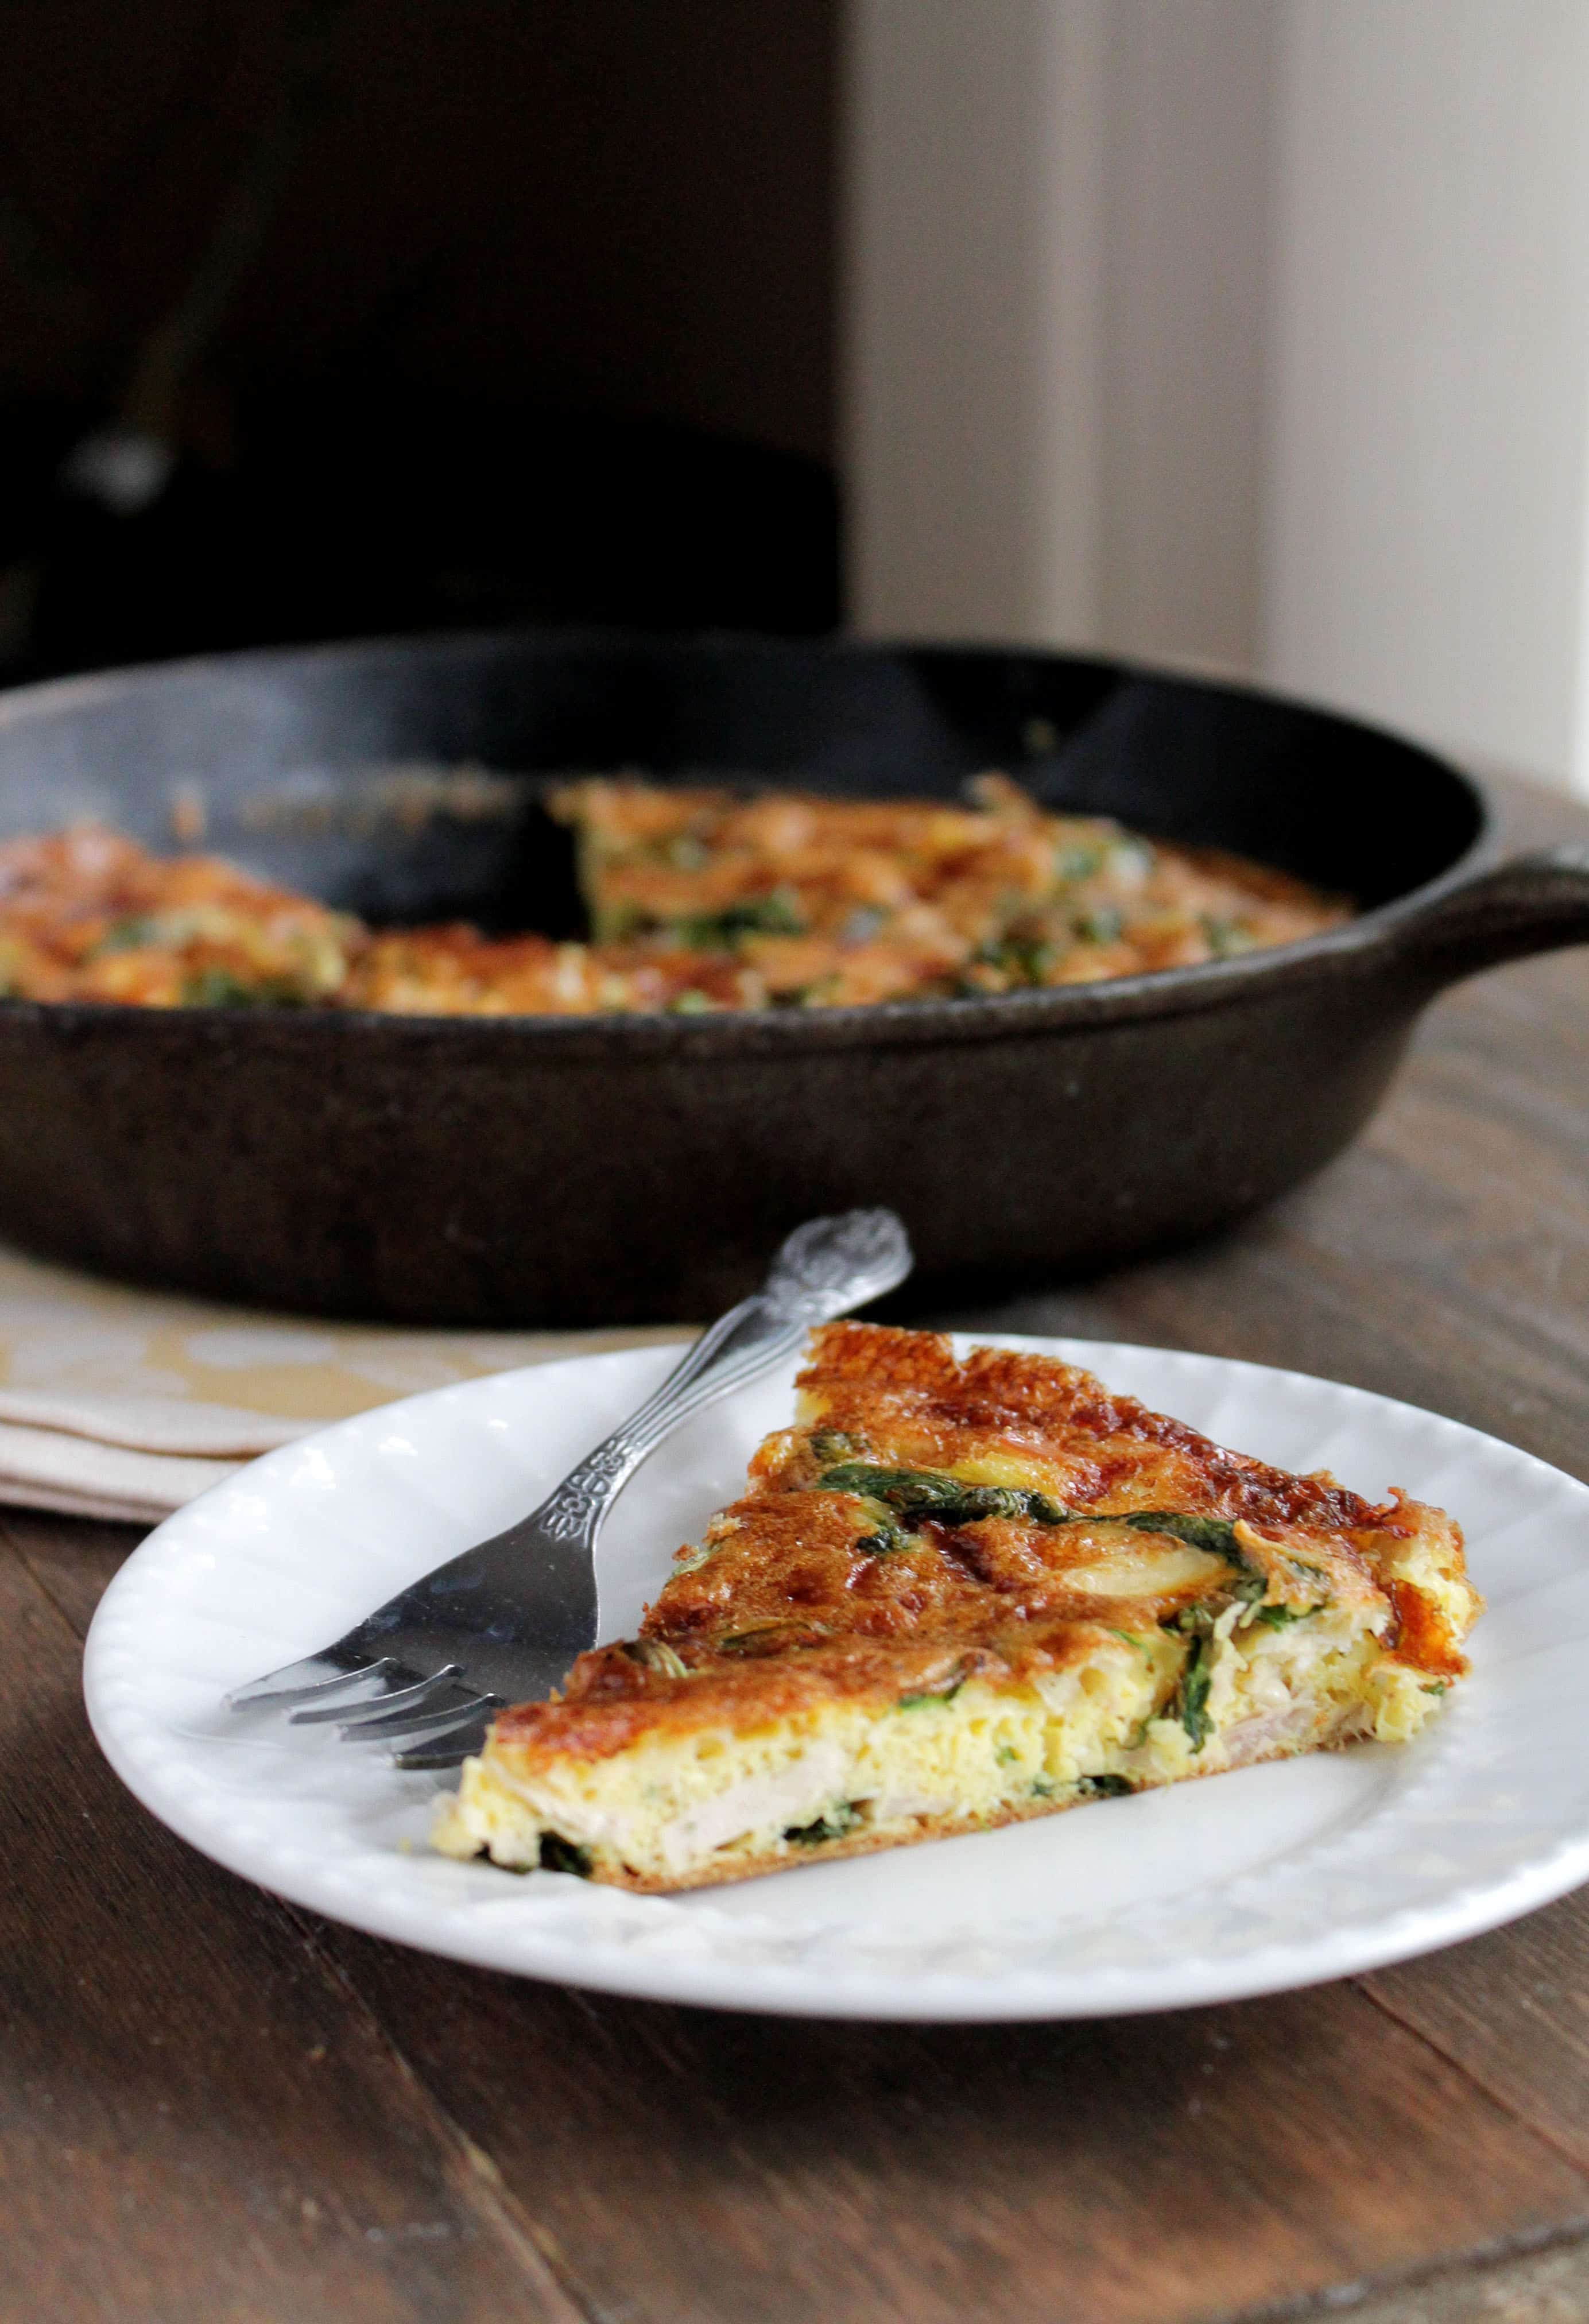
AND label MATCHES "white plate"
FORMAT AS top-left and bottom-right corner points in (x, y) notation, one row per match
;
(84, 1336), (1589, 2020)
